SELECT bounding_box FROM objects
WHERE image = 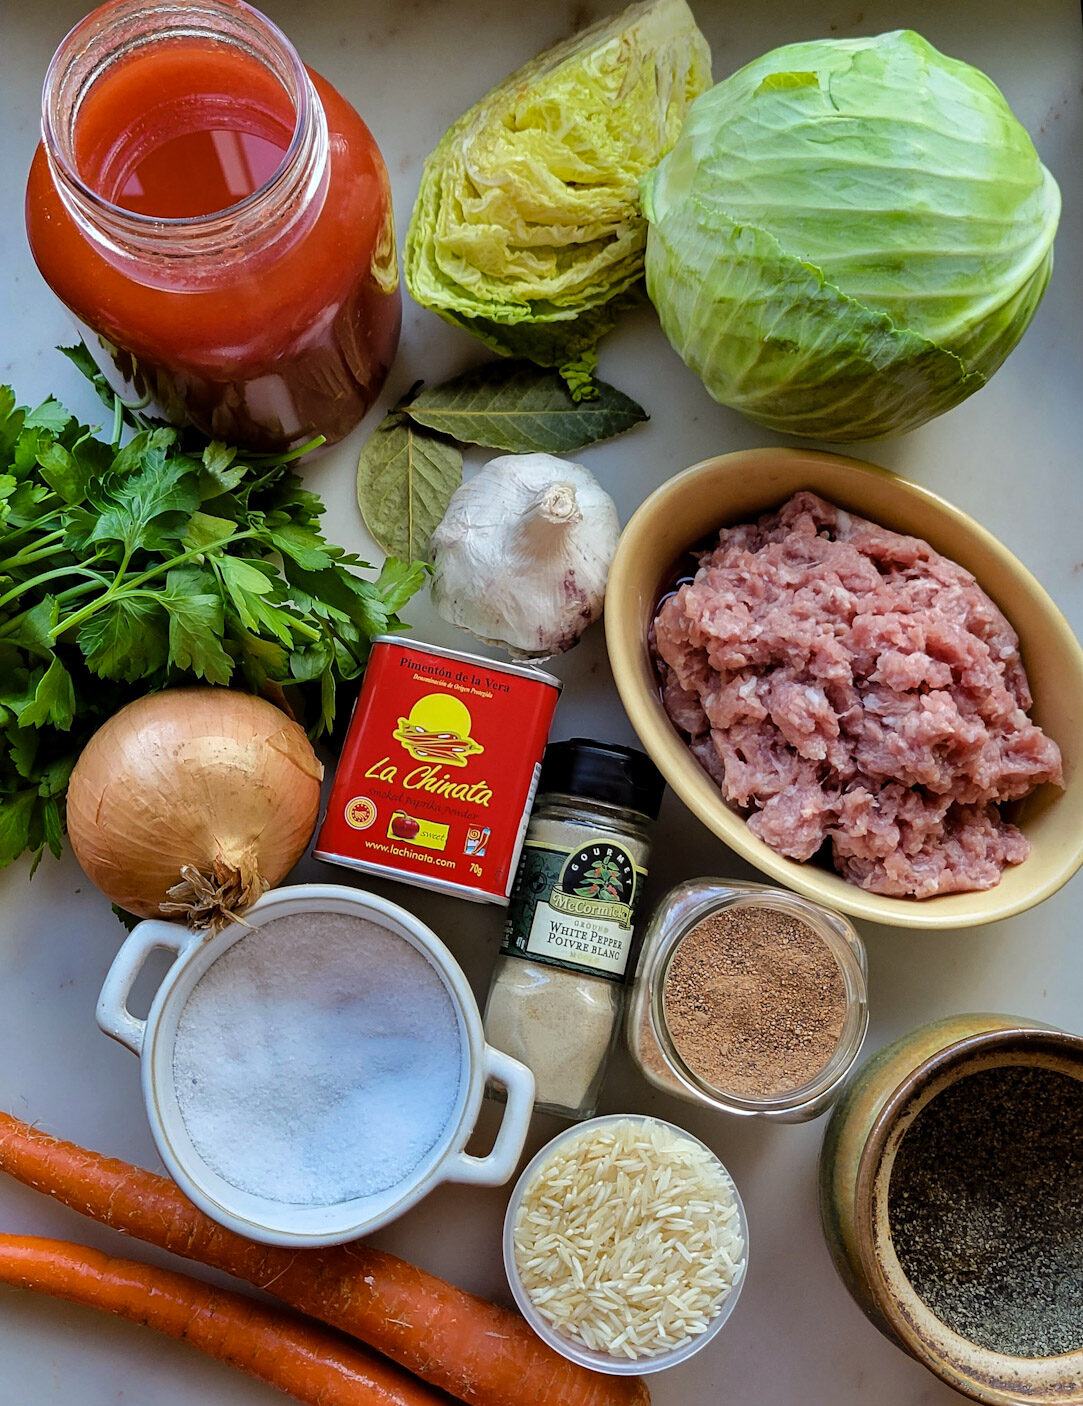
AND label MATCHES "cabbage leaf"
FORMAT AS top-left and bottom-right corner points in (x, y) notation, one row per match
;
(404, 0), (711, 373)
(642, 30), (1060, 441)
